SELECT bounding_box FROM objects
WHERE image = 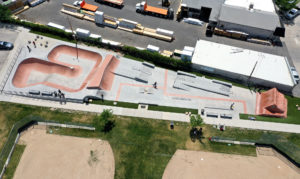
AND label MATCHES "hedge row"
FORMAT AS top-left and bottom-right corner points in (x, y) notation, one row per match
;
(122, 46), (191, 71)
(7, 18), (73, 40)
(3, 18), (191, 71)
